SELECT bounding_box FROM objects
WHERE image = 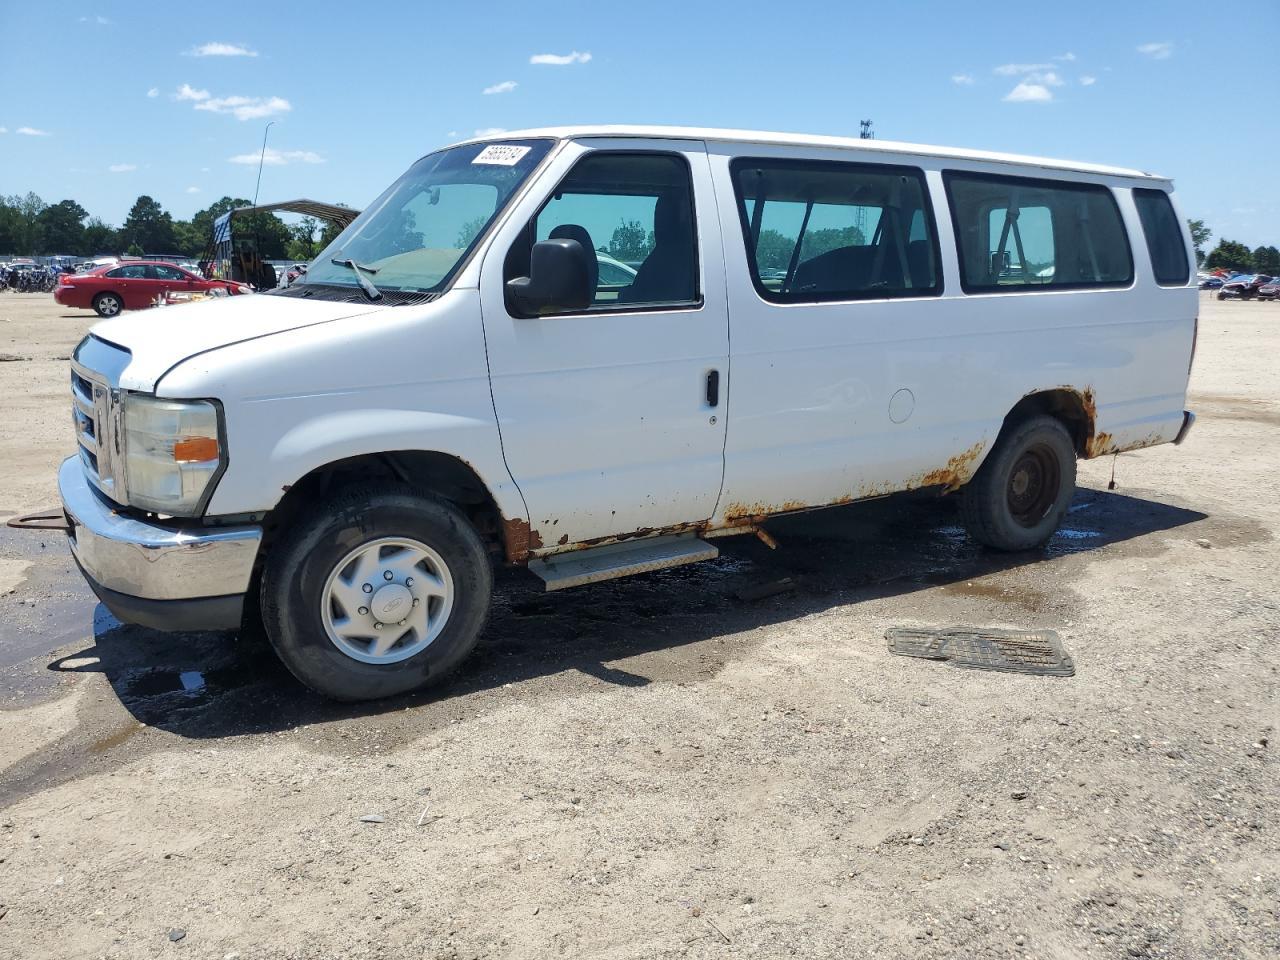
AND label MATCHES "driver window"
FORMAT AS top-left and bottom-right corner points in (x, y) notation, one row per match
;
(152, 264), (185, 281)
(506, 152), (699, 311)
